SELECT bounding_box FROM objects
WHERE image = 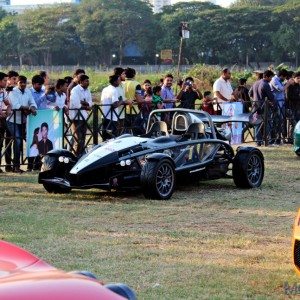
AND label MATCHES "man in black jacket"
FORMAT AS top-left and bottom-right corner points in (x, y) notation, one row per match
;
(37, 122), (53, 156)
(286, 71), (300, 124)
(251, 70), (275, 145)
